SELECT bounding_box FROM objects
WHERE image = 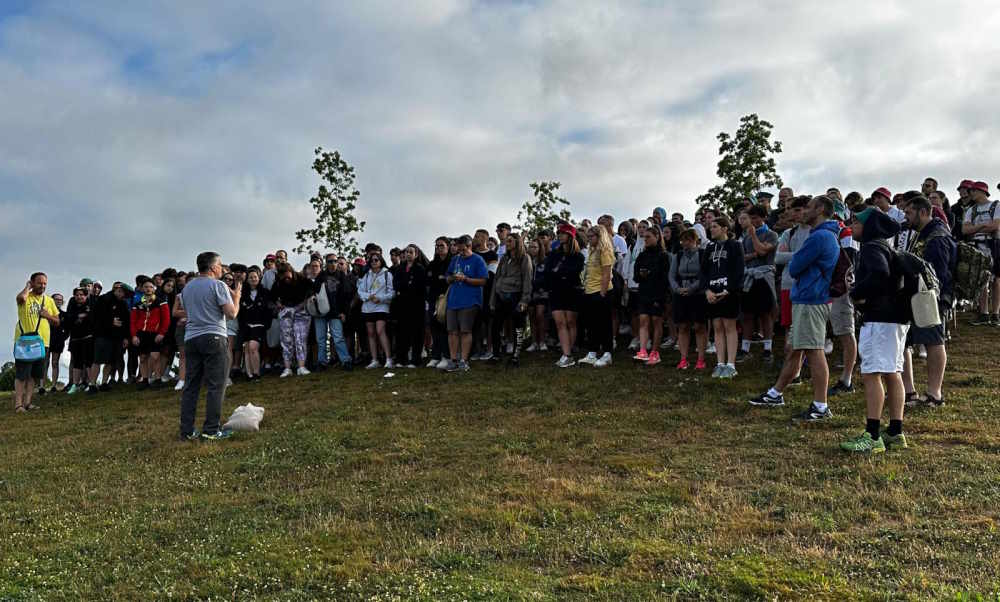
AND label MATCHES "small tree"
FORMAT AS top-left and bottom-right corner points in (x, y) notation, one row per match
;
(516, 181), (572, 237)
(294, 147), (366, 258)
(695, 113), (783, 212)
